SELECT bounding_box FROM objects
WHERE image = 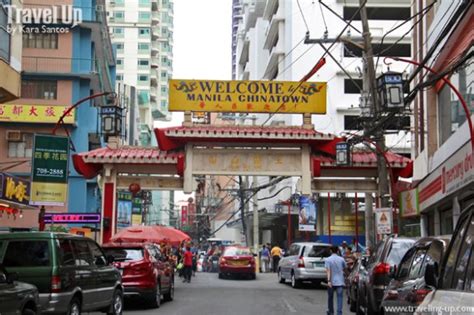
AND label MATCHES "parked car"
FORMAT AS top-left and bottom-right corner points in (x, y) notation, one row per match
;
(381, 236), (451, 315)
(102, 242), (174, 308)
(415, 204), (474, 315)
(0, 232), (123, 315)
(347, 257), (368, 314)
(0, 264), (40, 315)
(277, 242), (332, 288)
(358, 236), (416, 315)
(218, 245), (256, 279)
